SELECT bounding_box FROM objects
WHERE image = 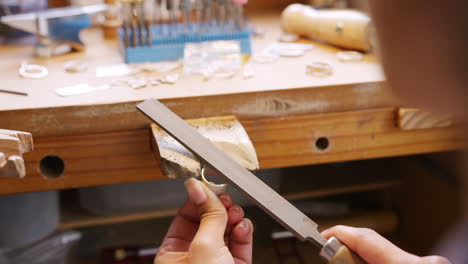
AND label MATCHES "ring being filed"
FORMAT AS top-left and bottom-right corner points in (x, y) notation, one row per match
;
(306, 61), (333, 77)
(201, 166), (228, 195)
(19, 63), (49, 79)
